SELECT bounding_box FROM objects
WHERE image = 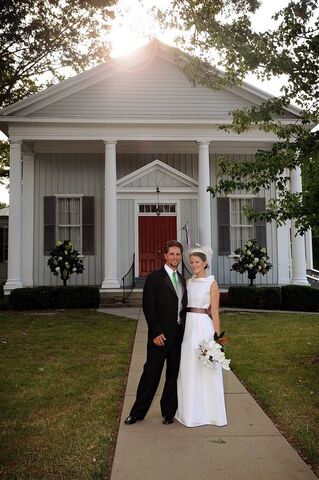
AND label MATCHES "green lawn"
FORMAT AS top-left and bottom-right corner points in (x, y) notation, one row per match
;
(0, 310), (136, 480)
(221, 311), (319, 476)
(1, 309), (318, 479)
